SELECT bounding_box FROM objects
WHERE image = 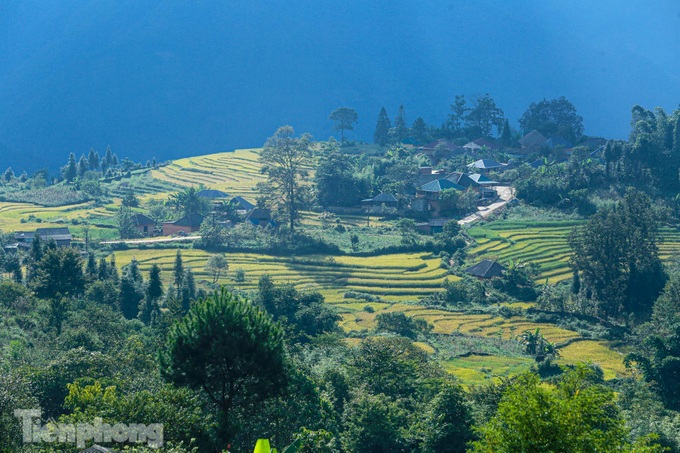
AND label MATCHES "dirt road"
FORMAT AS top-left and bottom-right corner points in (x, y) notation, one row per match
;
(101, 235), (200, 245)
(458, 186), (515, 226)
